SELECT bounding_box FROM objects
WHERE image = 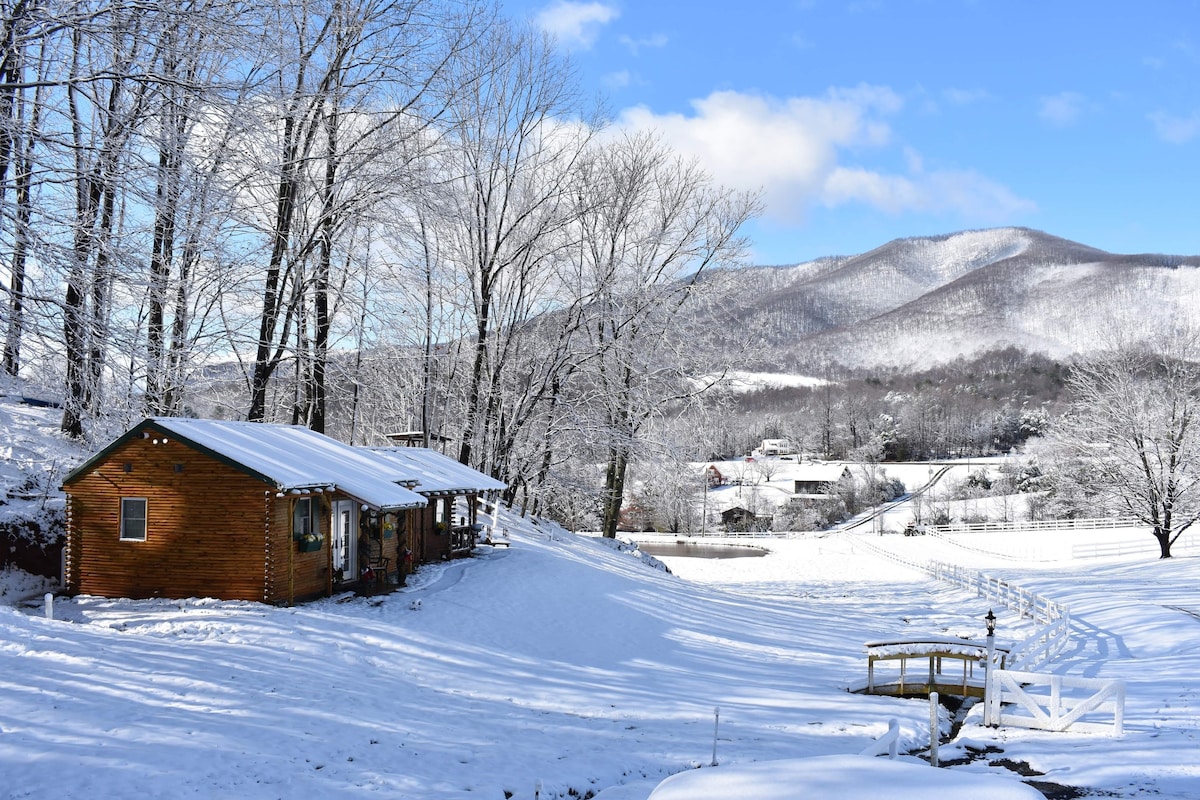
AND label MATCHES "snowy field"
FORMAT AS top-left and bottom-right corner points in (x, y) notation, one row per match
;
(4, 510), (1200, 799)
